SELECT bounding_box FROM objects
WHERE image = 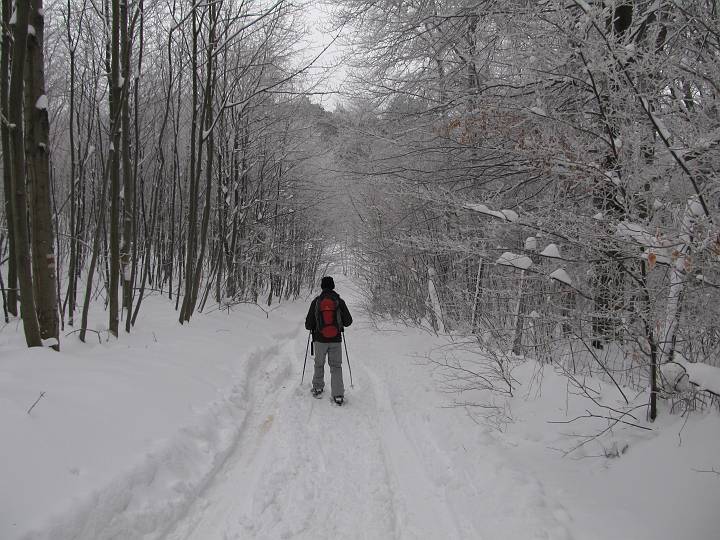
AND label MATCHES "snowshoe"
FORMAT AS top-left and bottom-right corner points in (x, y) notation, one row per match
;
(333, 396), (344, 406)
(311, 388), (324, 398)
